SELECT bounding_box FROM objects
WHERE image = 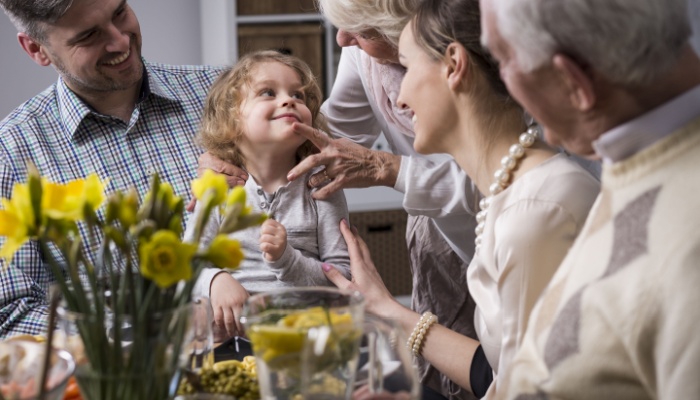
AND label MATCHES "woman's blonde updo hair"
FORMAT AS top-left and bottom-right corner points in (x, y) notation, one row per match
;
(317, 0), (421, 48)
(197, 50), (327, 168)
